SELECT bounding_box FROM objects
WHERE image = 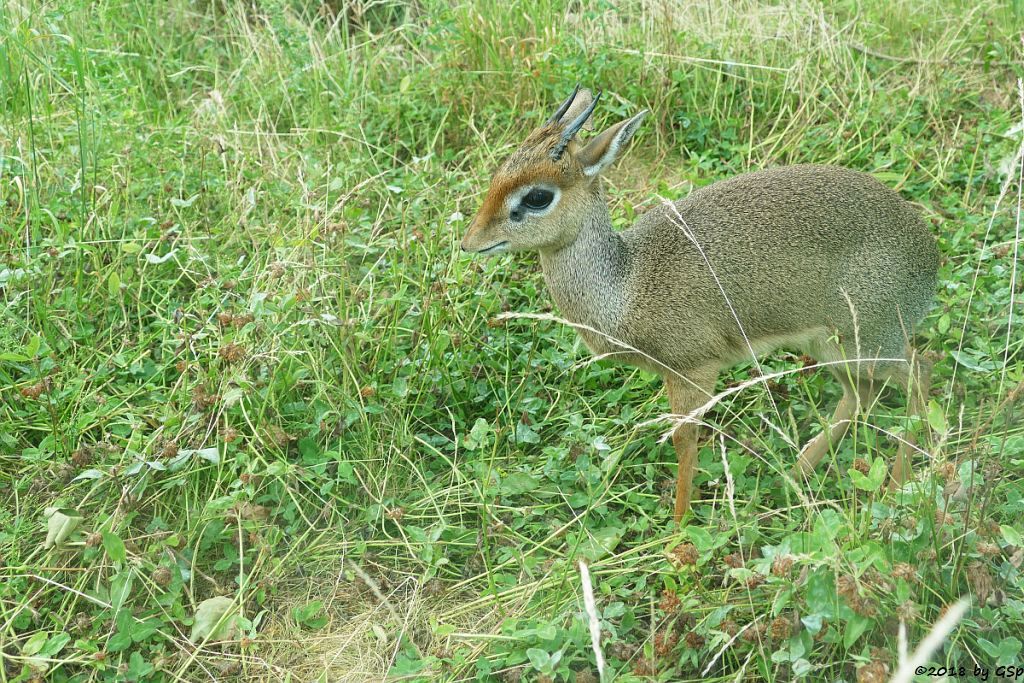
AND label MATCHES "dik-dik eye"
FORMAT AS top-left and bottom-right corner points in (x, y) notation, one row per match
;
(521, 188), (554, 211)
